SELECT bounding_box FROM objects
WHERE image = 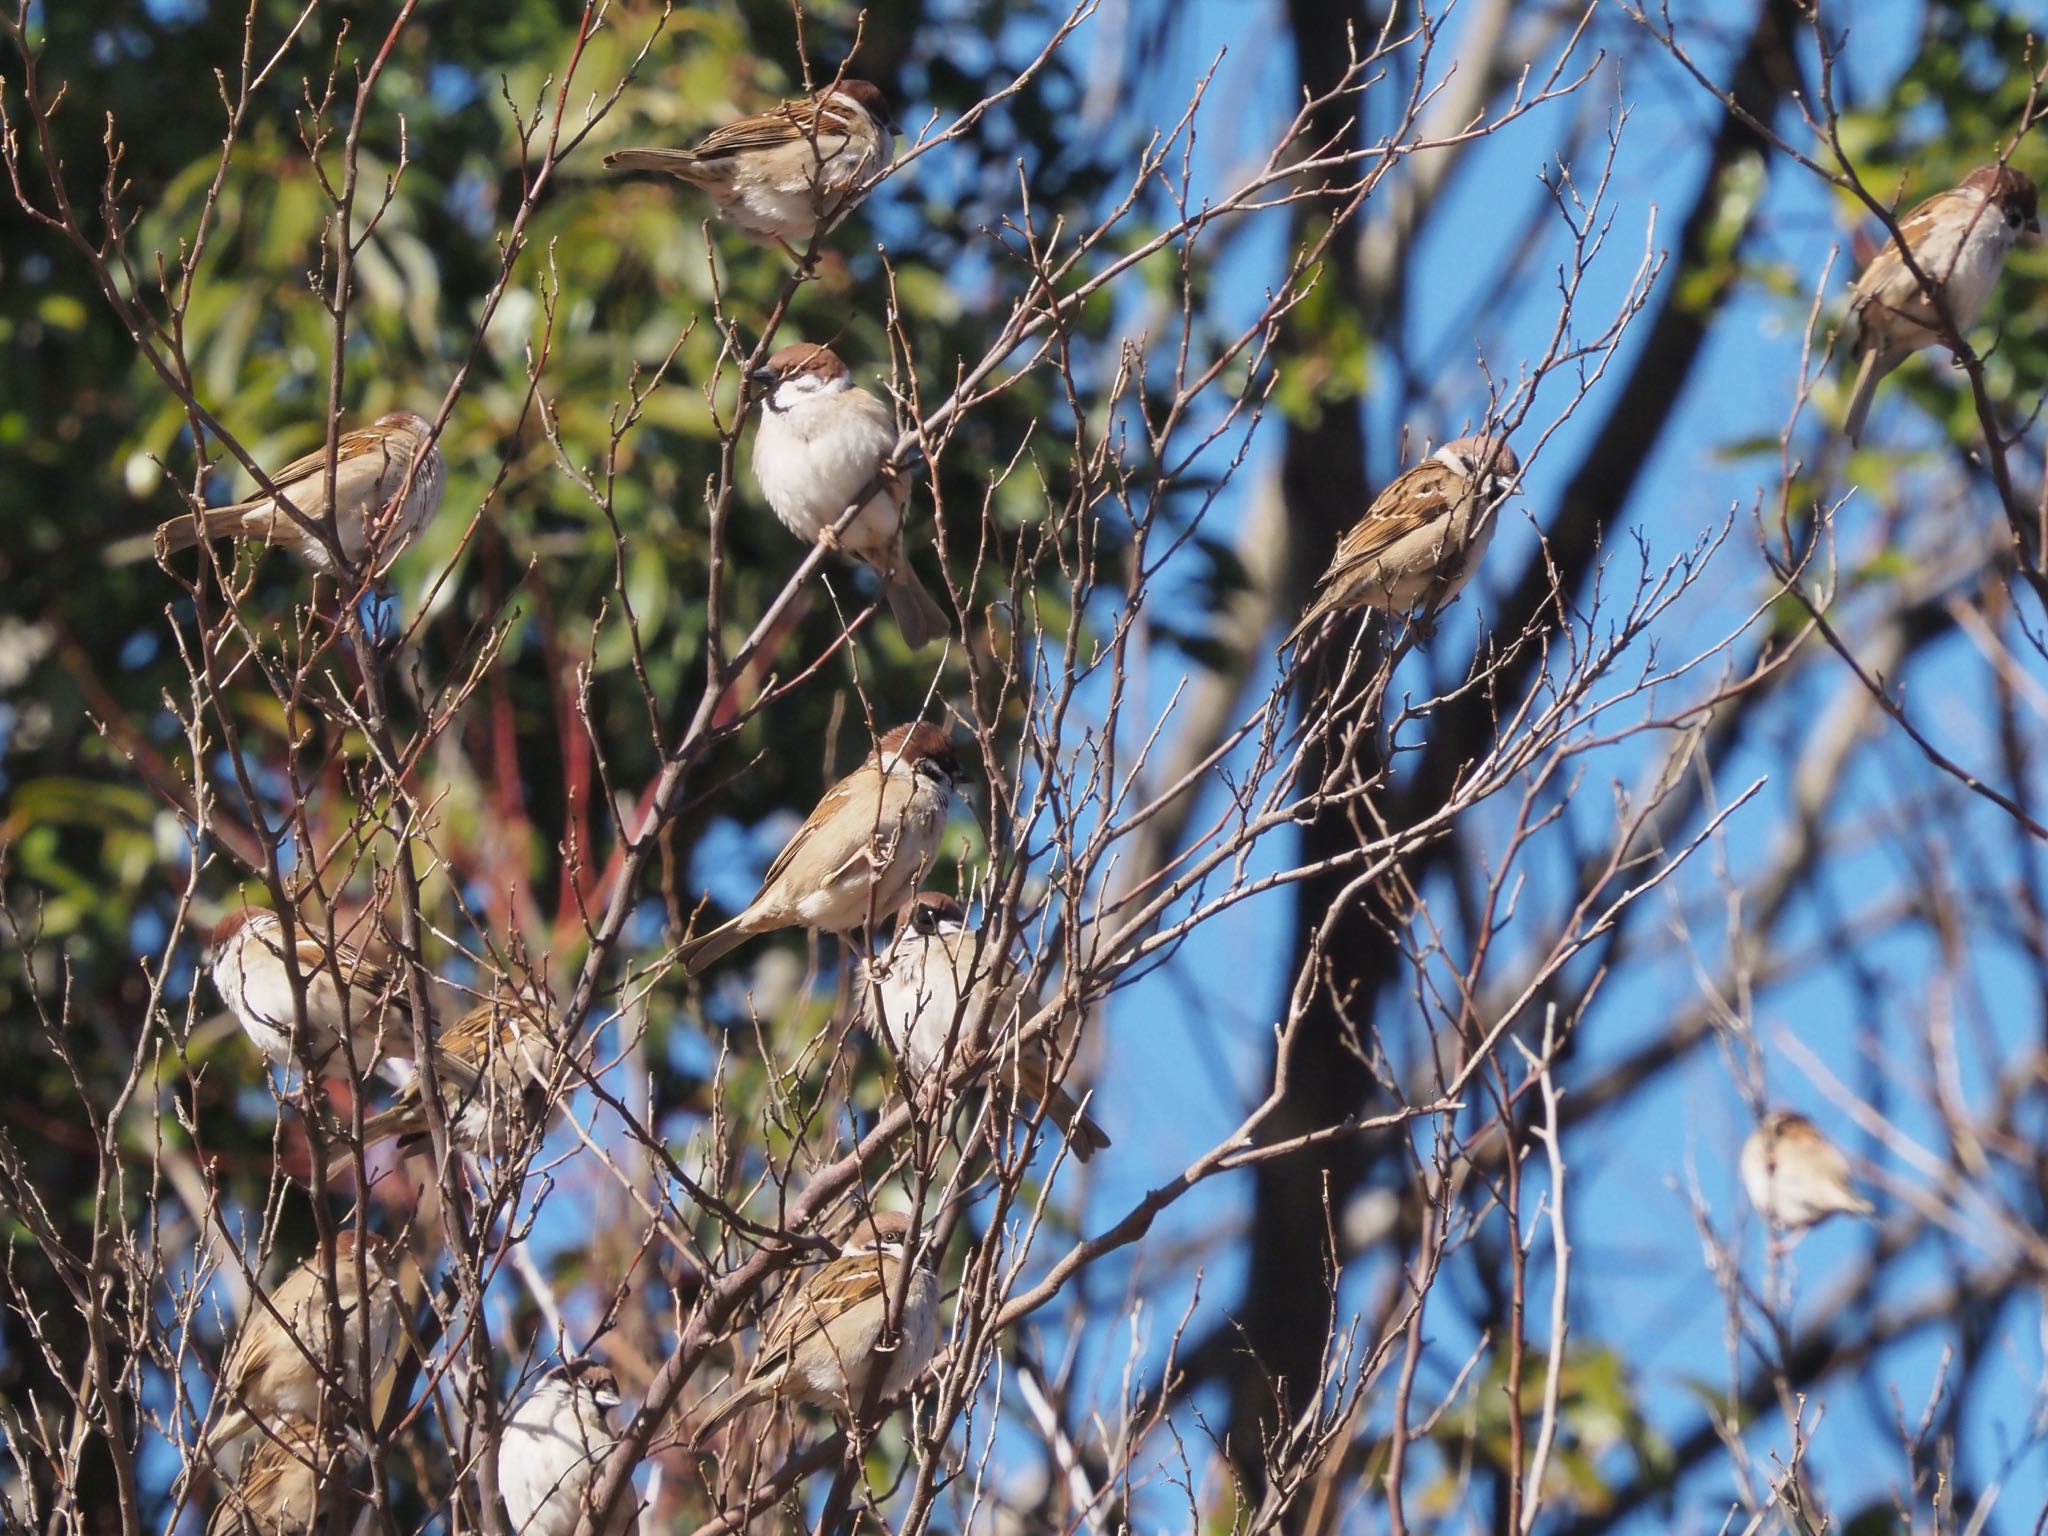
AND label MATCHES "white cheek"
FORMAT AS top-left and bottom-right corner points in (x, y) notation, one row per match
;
(770, 376), (832, 411)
